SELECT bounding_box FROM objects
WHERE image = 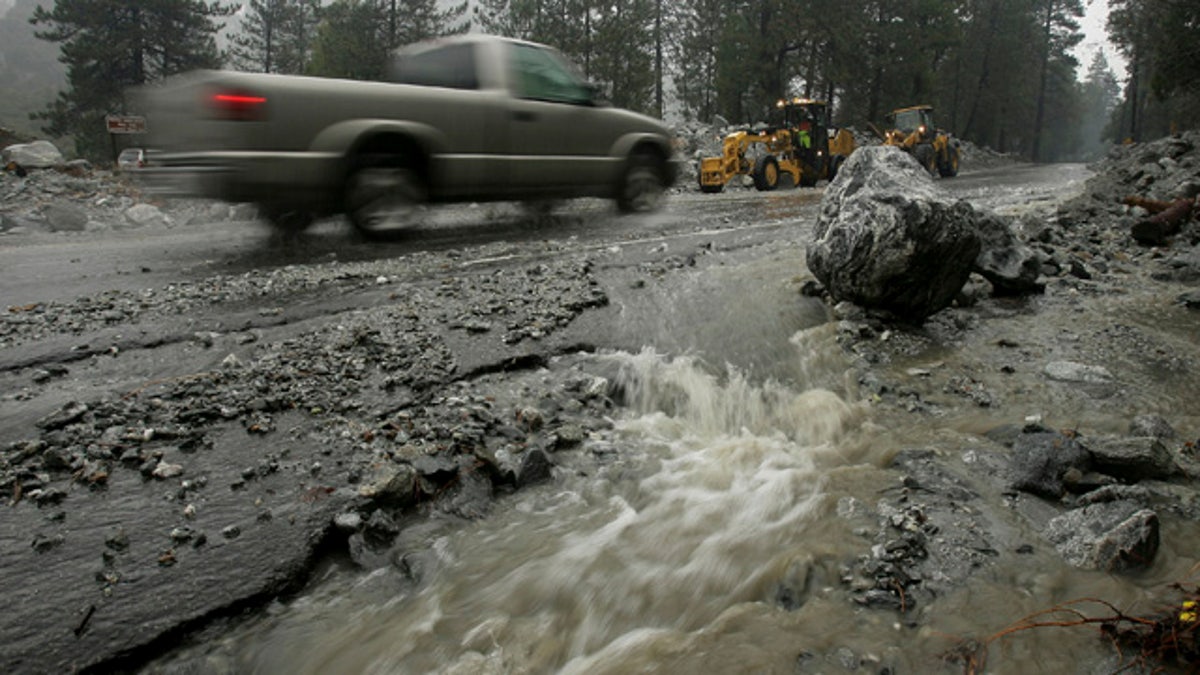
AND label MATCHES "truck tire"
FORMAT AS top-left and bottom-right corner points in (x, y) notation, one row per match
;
(938, 144), (960, 177)
(343, 158), (427, 239)
(617, 152), (667, 213)
(798, 160), (819, 187)
(752, 155), (780, 191)
(828, 155), (845, 182)
(913, 144), (937, 175)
